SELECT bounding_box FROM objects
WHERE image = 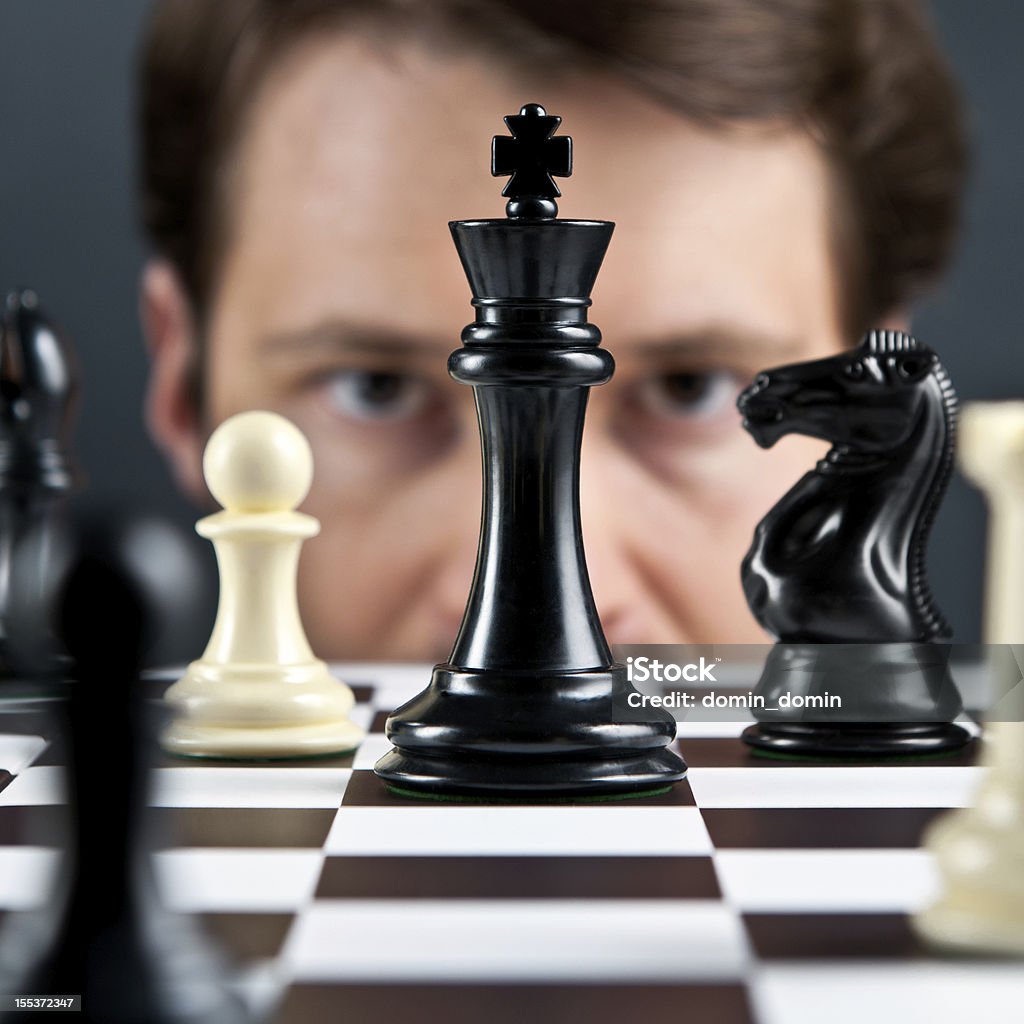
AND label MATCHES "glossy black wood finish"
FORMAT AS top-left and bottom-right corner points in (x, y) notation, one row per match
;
(737, 331), (970, 756)
(376, 107), (684, 796)
(0, 516), (249, 1023)
(0, 292), (75, 685)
